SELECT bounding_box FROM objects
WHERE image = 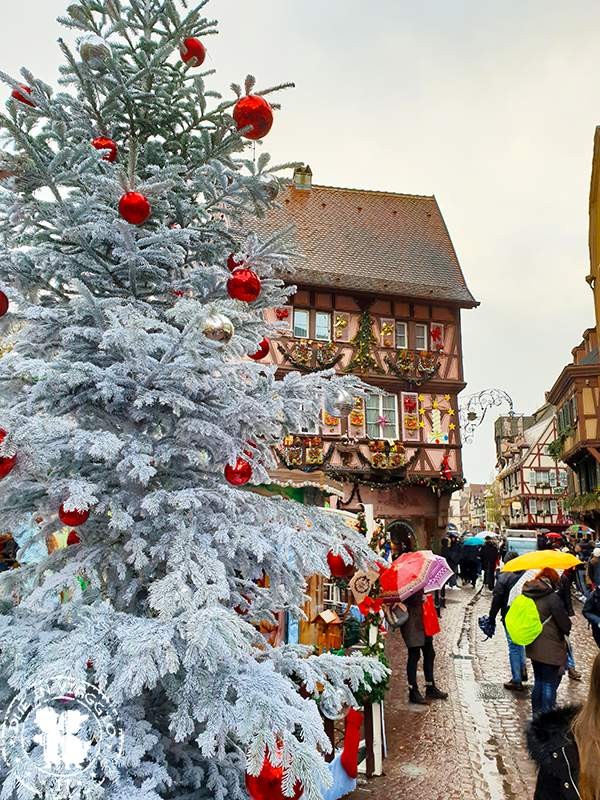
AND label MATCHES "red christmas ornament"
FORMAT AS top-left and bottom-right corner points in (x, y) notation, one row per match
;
(227, 253), (244, 271)
(66, 530), (81, 546)
(227, 269), (261, 303)
(0, 428), (16, 480)
(119, 191), (151, 225)
(58, 505), (90, 527)
(249, 338), (270, 361)
(0, 291), (8, 317)
(11, 84), (34, 107)
(180, 37), (206, 67)
(327, 547), (355, 579)
(92, 136), (118, 163)
(245, 756), (303, 800)
(233, 95), (273, 140)
(224, 457), (252, 486)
